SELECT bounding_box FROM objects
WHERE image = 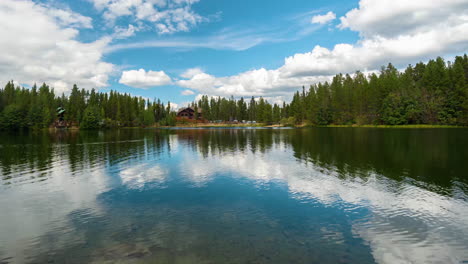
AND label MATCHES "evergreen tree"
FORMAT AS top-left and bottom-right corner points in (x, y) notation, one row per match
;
(1, 53), (468, 130)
